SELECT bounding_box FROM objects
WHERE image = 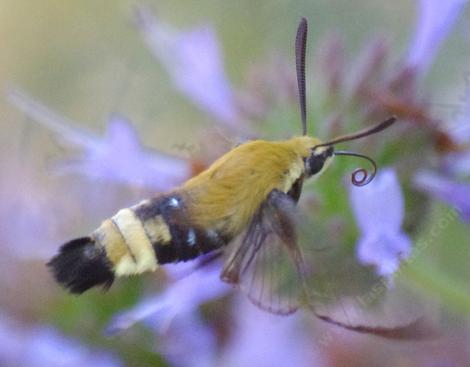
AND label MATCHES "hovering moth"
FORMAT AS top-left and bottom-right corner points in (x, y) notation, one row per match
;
(48, 18), (424, 337)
